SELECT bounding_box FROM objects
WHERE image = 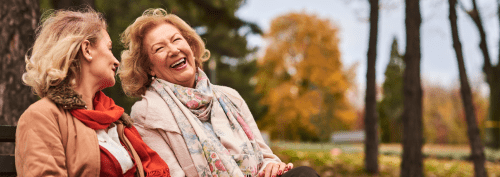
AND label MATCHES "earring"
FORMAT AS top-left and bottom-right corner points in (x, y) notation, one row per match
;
(151, 75), (156, 80)
(89, 56), (93, 60)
